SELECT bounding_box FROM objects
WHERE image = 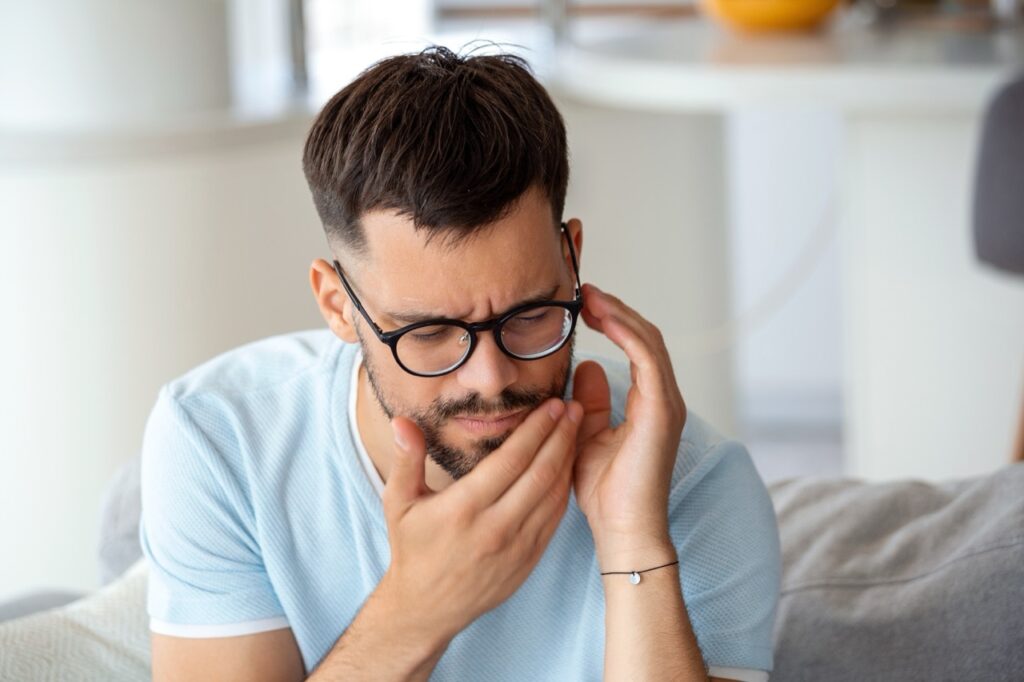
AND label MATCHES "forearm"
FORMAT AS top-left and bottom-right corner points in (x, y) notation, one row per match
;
(600, 545), (708, 682)
(308, 580), (452, 682)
